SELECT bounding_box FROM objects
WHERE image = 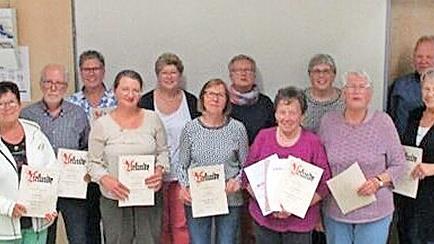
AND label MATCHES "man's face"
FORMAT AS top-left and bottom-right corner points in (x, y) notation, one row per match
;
(414, 41), (434, 74)
(229, 59), (256, 93)
(40, 67), (68, 105)
(80, 58), (105, 89)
